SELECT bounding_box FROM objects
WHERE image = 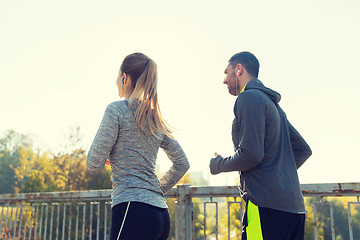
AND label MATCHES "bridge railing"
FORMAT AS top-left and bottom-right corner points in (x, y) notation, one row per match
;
(1, 182), (360, 240)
